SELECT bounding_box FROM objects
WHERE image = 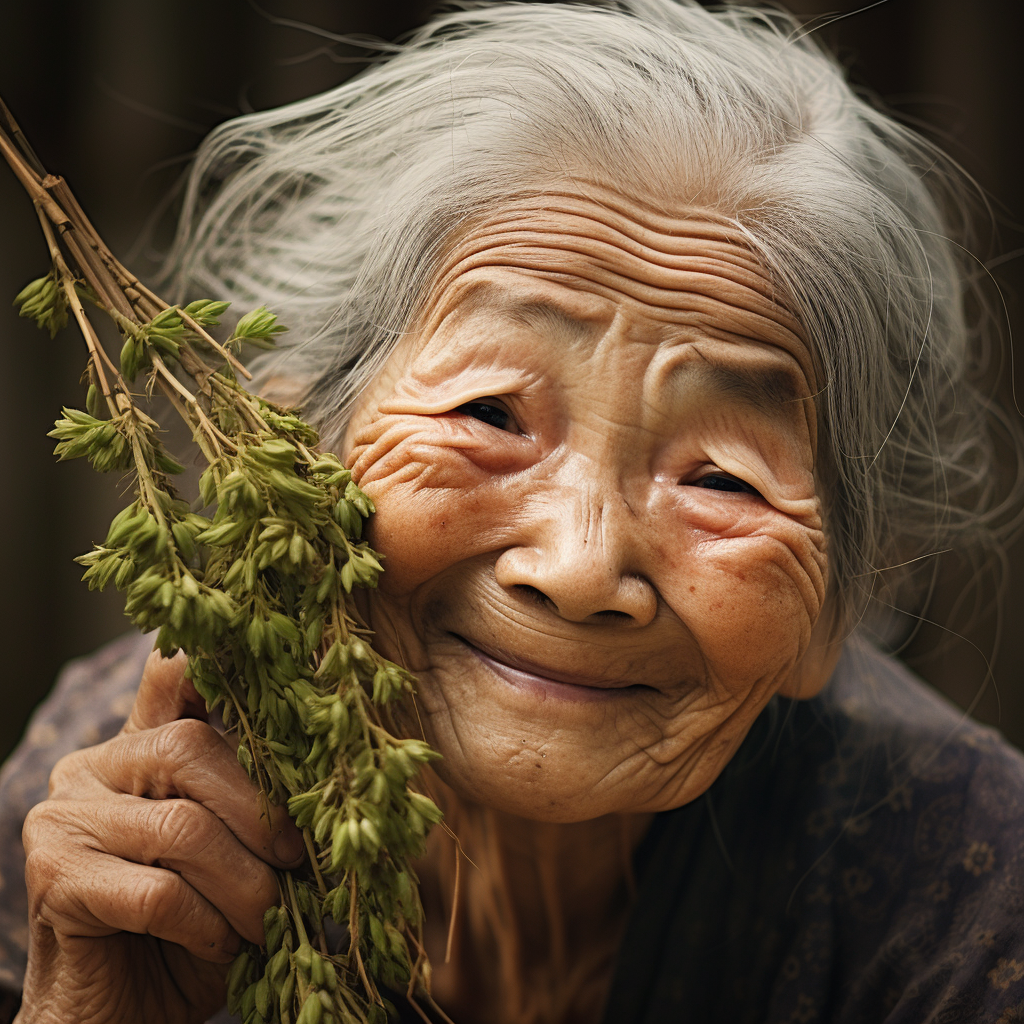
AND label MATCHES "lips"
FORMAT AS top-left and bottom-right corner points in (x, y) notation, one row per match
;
(453, 633), (651, 702)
